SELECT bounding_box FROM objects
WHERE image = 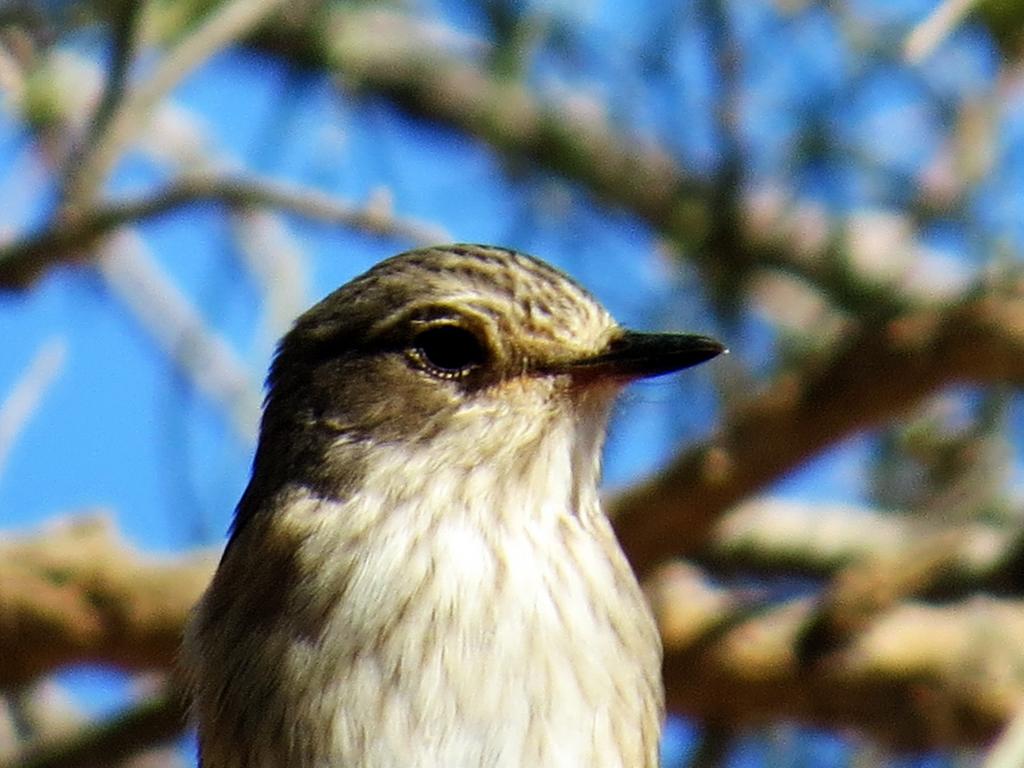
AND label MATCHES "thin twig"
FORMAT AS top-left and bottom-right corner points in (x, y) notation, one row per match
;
(65, 0), (290, 205)
(905, 0), (983, 64)
(96, 231), (262, 444)
(0, 338), (66, 479)
(0, 173), (449, 290)
(61, 0), (145, 199)
(251, 7), (915, 319)
(228, 208), (310, 352)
